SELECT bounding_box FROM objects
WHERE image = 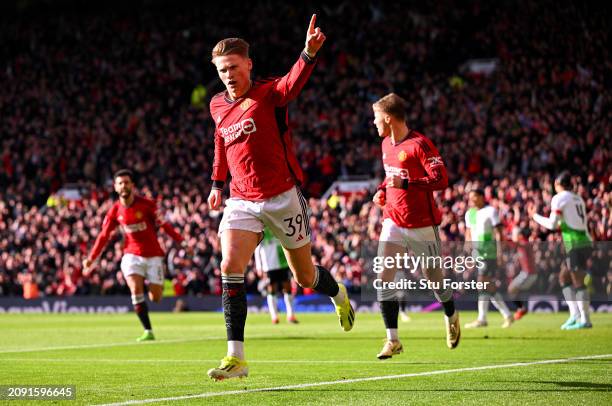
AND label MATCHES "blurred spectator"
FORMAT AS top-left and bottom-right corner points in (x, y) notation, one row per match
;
(0, 0), (609, 297)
